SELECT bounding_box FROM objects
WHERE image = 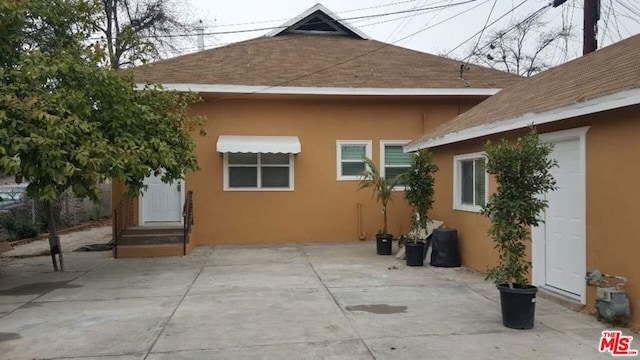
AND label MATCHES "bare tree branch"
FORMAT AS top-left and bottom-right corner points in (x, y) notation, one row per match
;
(99, 0), (198, 69)
(465, 15), (574, 77)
